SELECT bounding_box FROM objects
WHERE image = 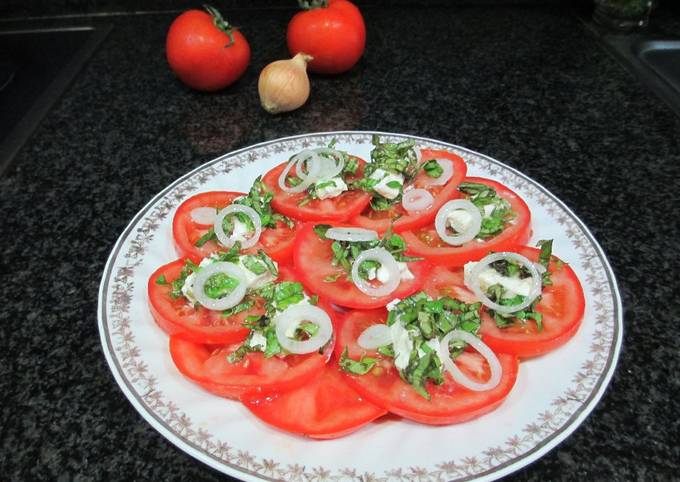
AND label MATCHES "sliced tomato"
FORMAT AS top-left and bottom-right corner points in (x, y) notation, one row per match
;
(169, 335), (334, 400)
(349, 149), (467, 233)
(172, 191), (299, 264)
(336, 309), (519, 425)
(402, 177), (531, 267)
(293, 222), (430, 309)
(261, 157), (371, 222)
(241, 358), (386, 439)
(148, 258), (256, 344)
(422, 247), (585, 358)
